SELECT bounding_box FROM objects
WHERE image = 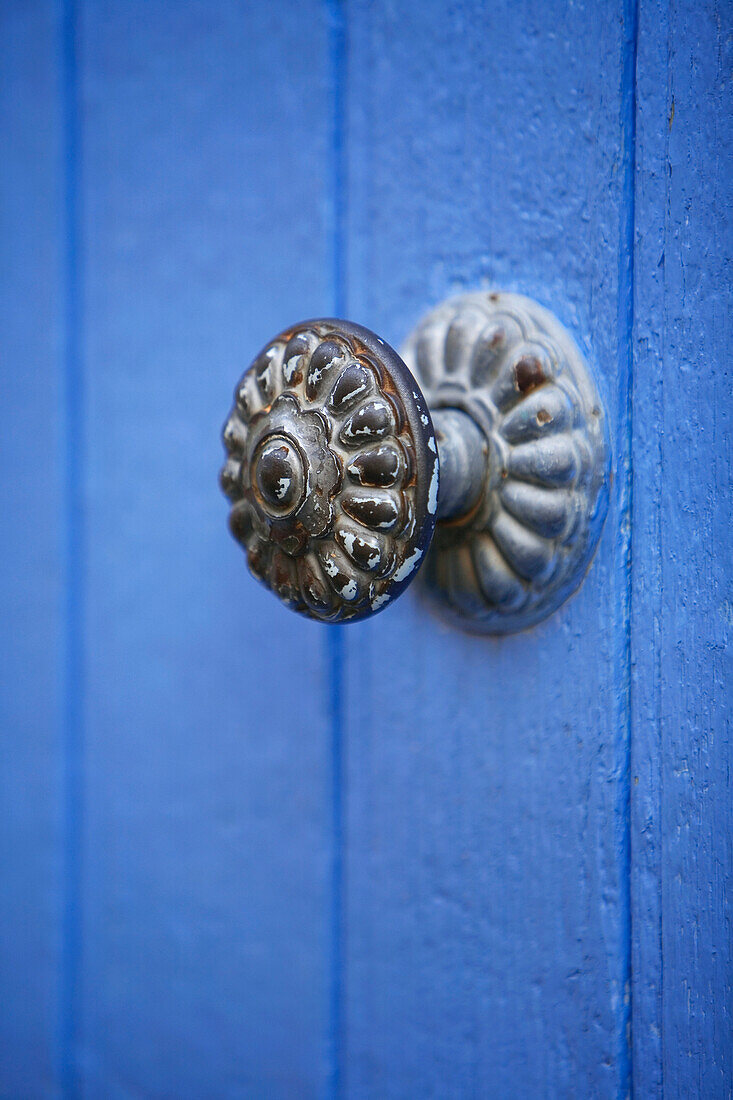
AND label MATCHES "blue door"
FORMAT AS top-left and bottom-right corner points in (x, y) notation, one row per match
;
(1, 1), (730, 1096)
